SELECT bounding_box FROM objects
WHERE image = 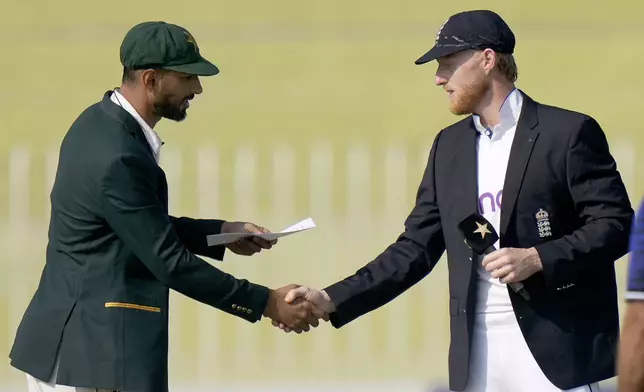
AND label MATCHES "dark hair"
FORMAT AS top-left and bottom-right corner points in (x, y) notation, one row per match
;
(121, 67), (169, 85)
(122, 67), (138, 84)
(496, 53), (518, 83)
